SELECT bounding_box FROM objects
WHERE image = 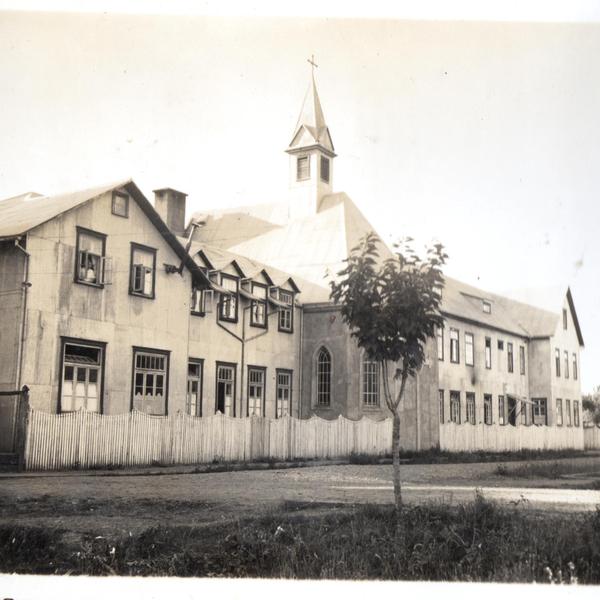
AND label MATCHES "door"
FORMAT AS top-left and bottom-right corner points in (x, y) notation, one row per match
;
(216, 364), (235, 416)
(507, 396), (517, 426)
(186, 361), (203, 416)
